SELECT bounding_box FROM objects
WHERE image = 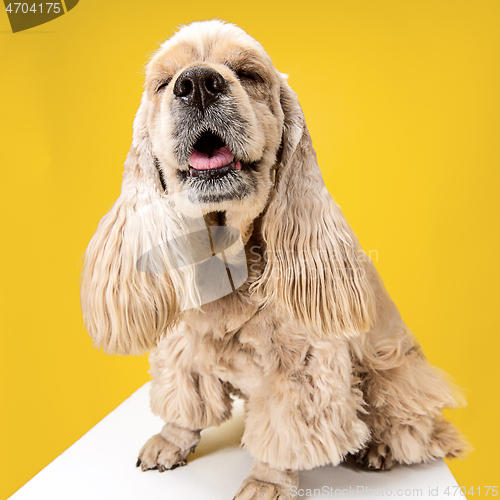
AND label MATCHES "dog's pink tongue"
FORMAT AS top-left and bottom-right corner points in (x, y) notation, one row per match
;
(190, 146), (234, 170)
